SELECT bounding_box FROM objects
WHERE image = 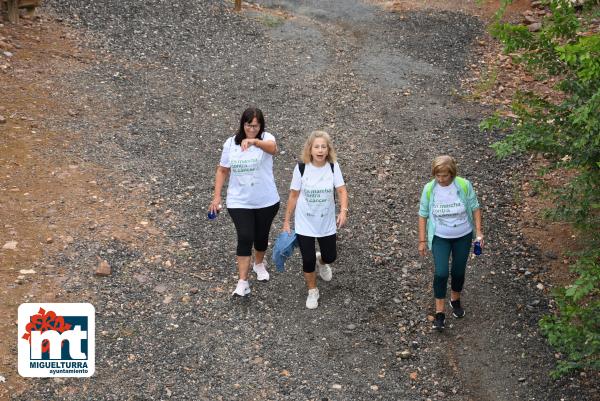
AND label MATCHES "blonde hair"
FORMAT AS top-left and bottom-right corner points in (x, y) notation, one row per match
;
(431, 155), (457, 177)
(301, 130), (337, 164)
